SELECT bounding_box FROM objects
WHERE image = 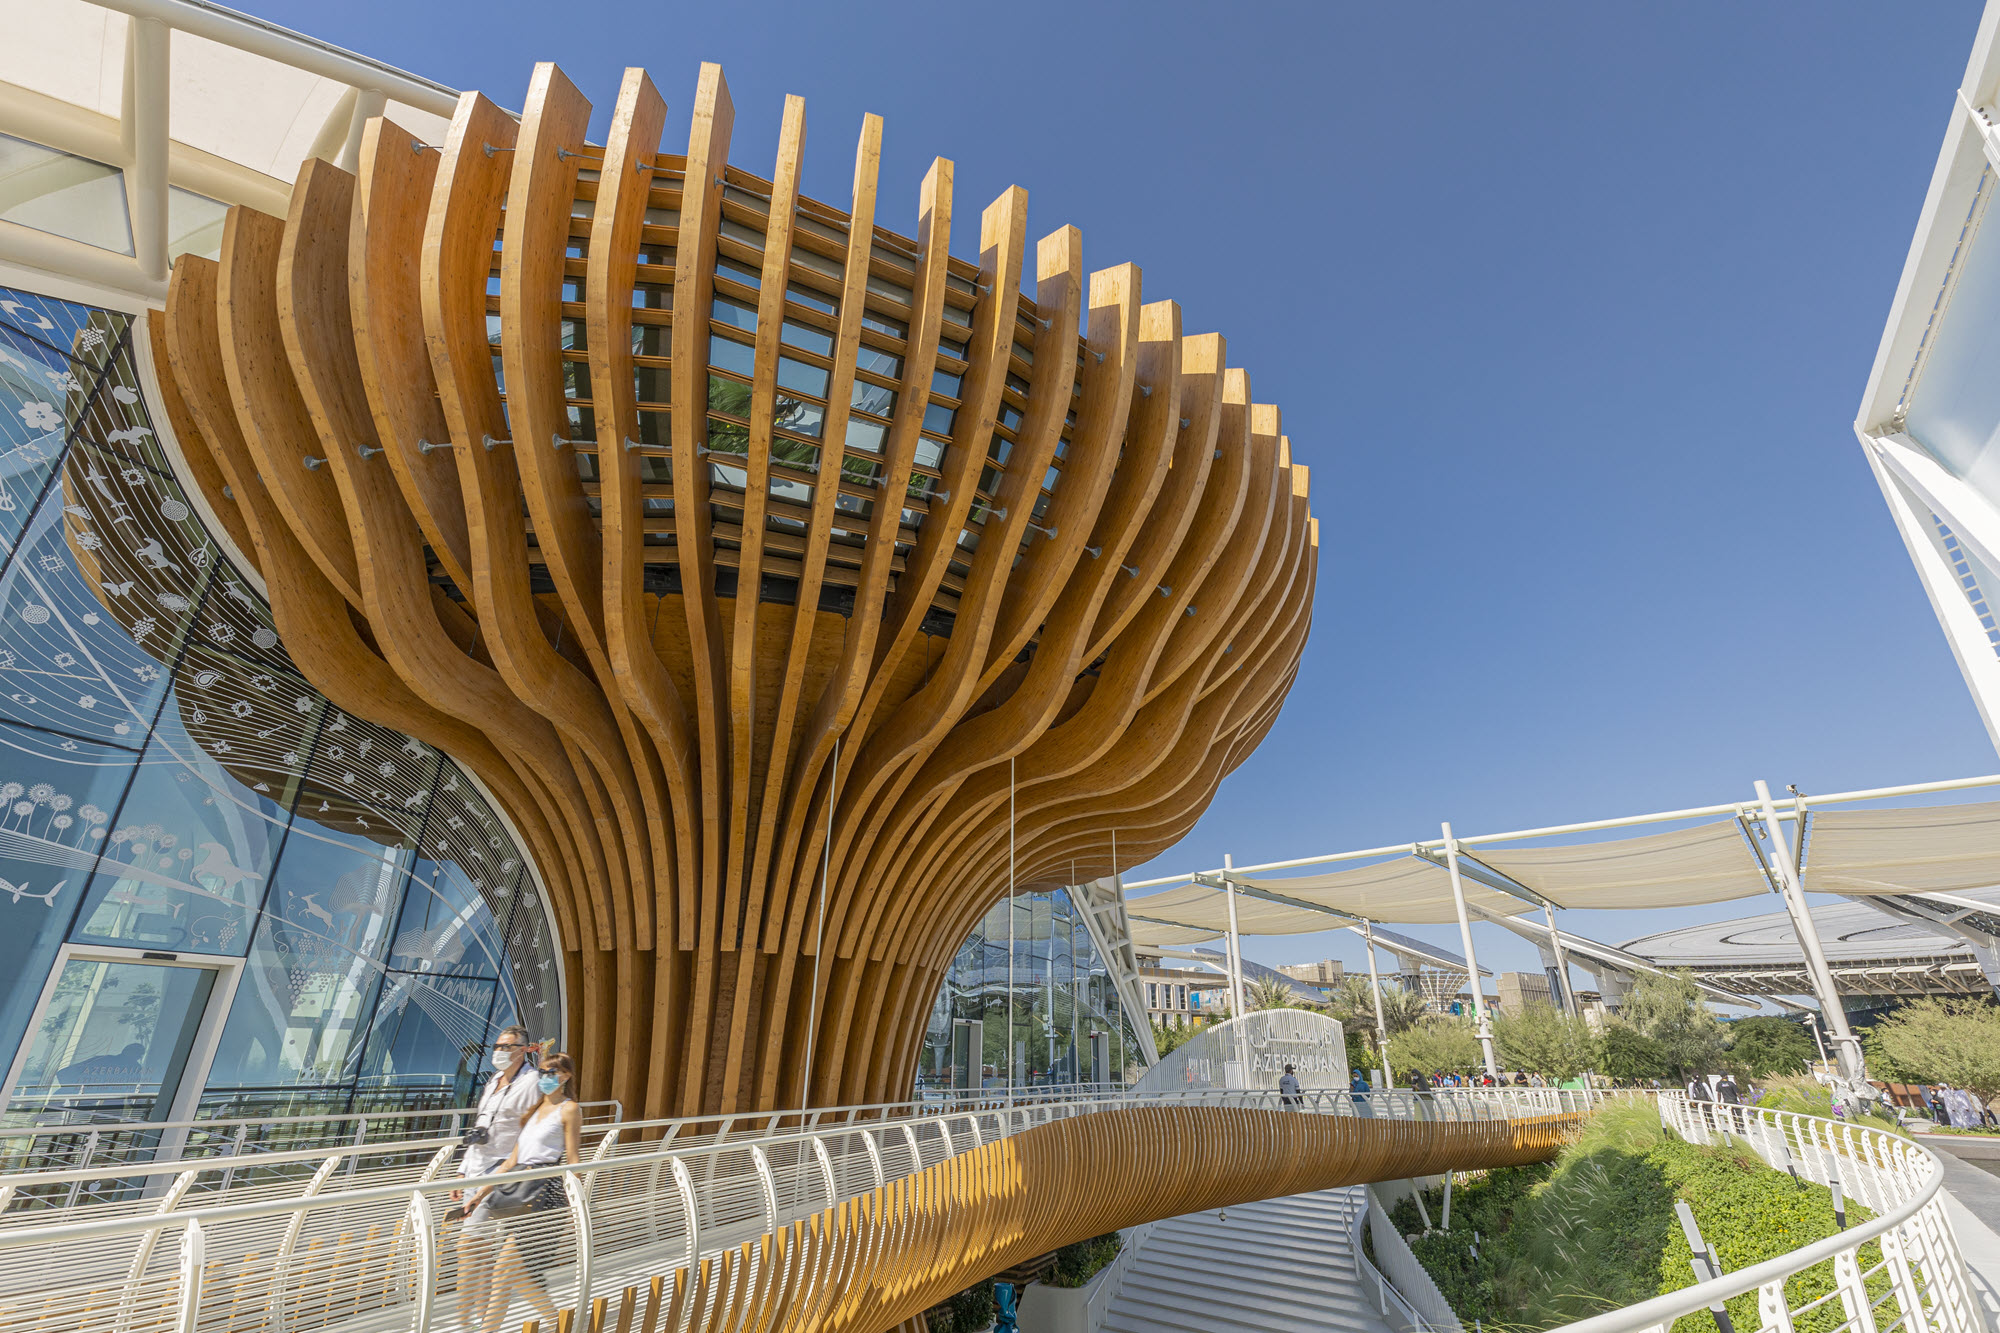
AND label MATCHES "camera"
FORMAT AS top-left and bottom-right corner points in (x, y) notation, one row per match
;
(462, 1125), (489, 1148)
